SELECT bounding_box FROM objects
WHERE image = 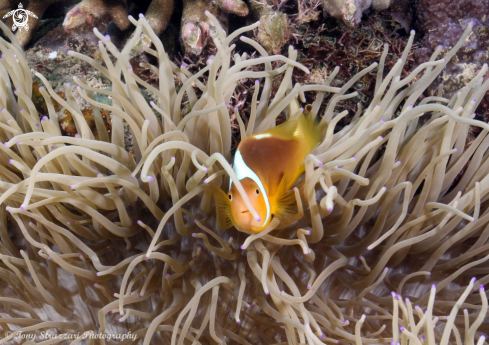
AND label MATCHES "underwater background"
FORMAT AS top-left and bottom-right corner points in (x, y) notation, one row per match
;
(1, 0), (489, 344)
